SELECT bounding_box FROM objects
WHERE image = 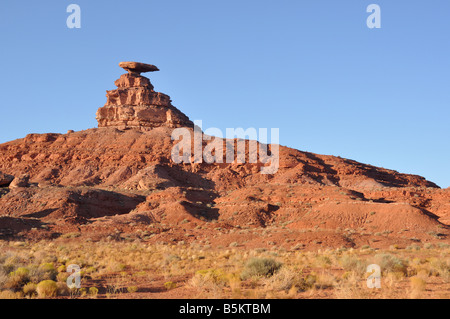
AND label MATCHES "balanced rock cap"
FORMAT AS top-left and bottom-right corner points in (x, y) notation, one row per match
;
(119, 61), (159, 75)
